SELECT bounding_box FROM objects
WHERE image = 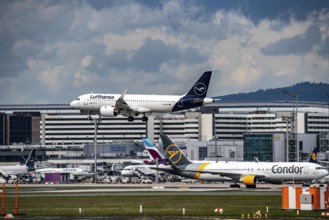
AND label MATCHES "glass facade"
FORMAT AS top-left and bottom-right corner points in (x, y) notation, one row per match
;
(244, 134), (273, 161)
(0, 115), (4, 145)
(9, 116), (32, 144)
(199, 147), (207, 160)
